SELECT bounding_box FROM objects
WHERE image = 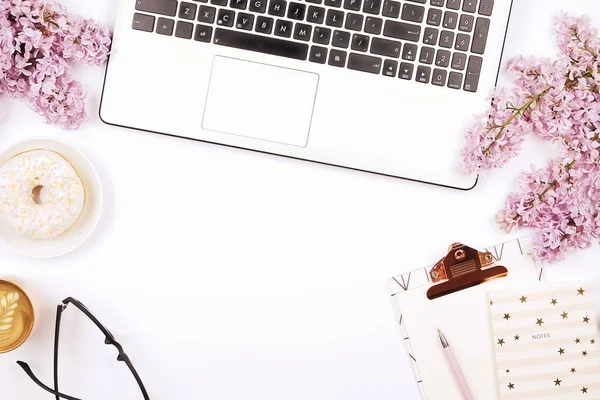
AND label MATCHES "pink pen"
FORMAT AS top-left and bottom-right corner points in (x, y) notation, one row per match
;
(438, 329), (475, 400)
